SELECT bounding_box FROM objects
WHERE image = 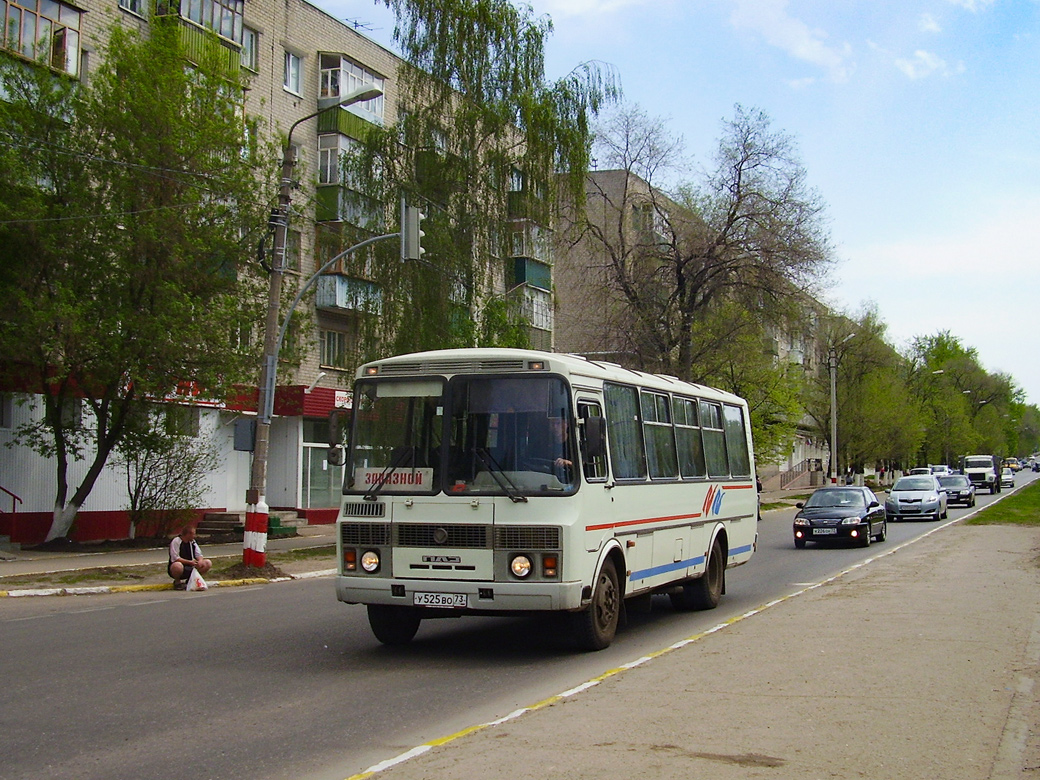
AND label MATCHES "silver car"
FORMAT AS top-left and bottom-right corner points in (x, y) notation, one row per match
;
(886, 475), (948, 521)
